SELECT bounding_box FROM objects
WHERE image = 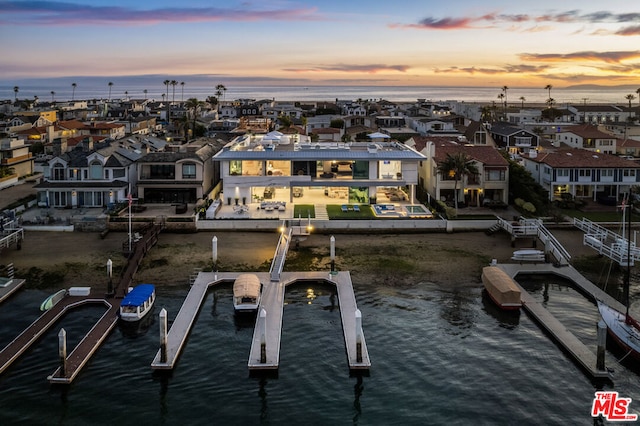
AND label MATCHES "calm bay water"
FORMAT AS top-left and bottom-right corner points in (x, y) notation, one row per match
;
(2, 82), (635, 105)
(0, 278), (638, 425)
